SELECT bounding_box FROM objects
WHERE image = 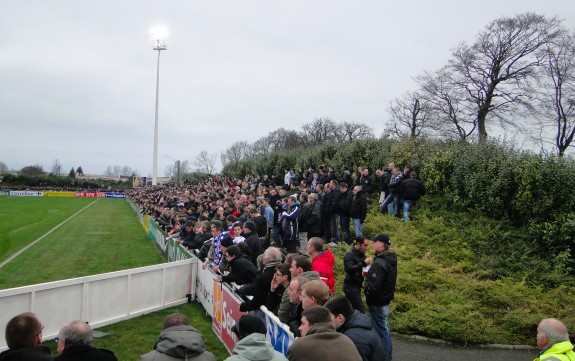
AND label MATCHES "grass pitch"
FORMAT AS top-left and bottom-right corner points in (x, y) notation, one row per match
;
(0, 196), (165, 290)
